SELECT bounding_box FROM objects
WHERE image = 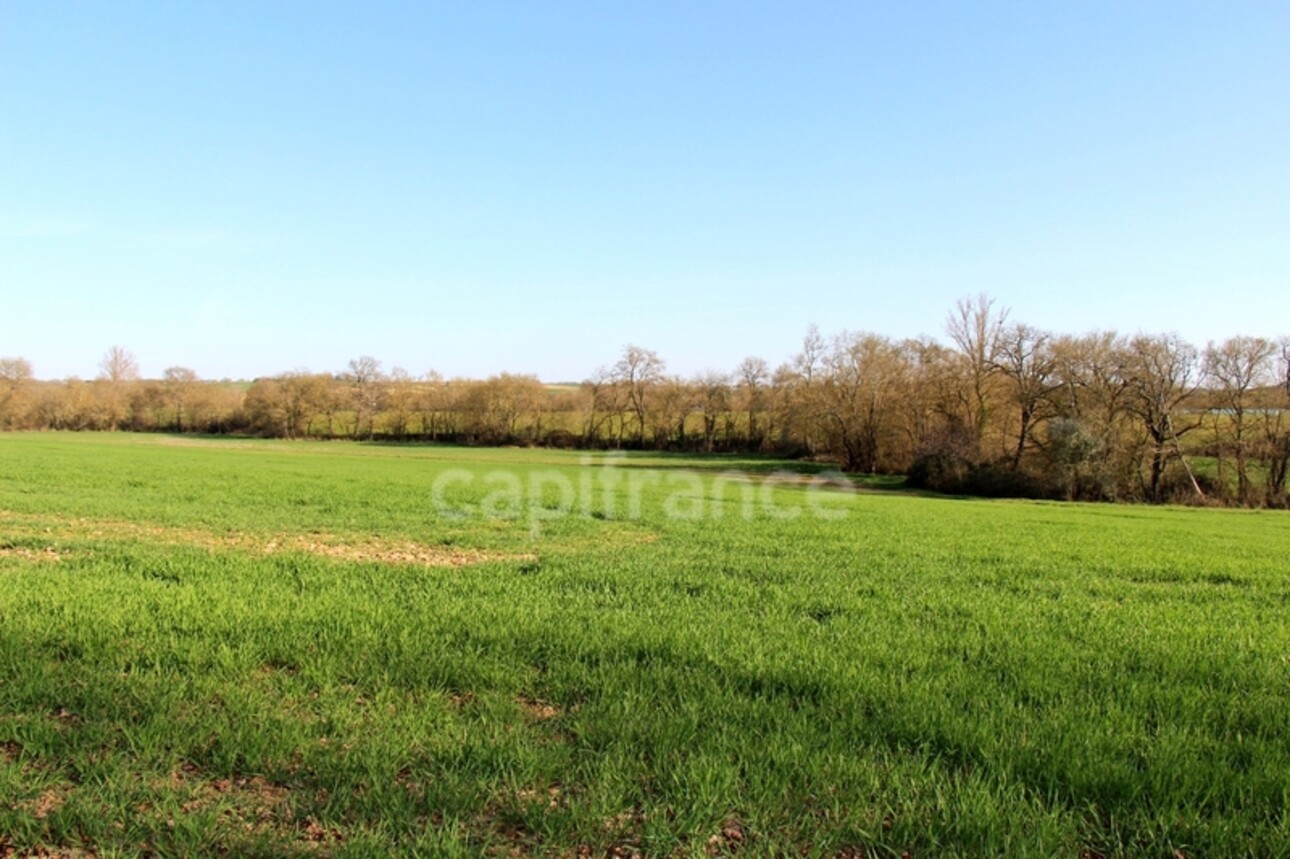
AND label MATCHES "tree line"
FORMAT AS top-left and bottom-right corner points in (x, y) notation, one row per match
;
(3, 296), (1289, 506)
